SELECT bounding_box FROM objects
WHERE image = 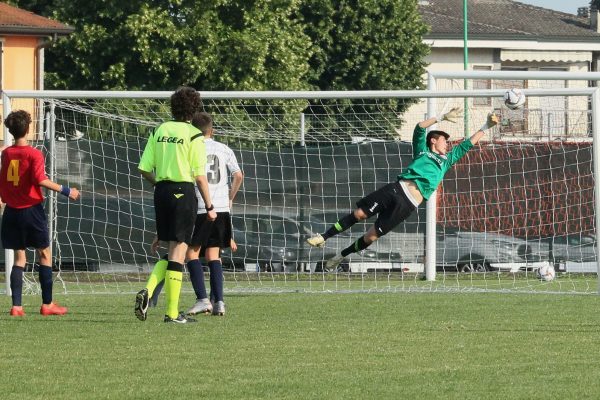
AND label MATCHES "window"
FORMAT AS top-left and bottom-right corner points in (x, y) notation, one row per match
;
(473, 66), (492, 106)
